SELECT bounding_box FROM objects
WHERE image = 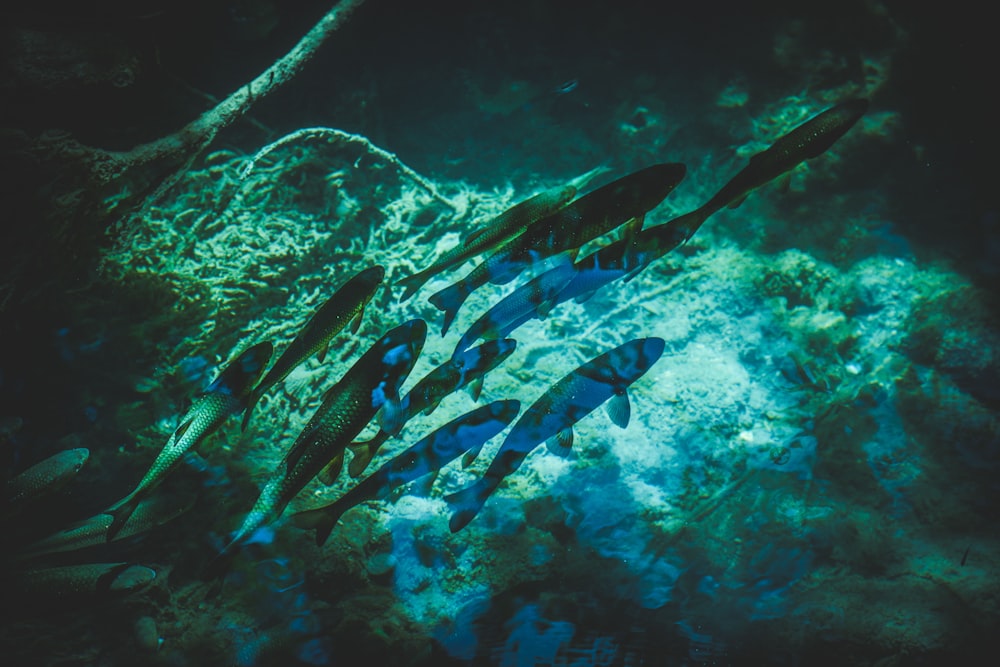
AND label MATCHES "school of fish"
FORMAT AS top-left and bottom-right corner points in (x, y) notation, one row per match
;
(1, 99), (868, 595)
